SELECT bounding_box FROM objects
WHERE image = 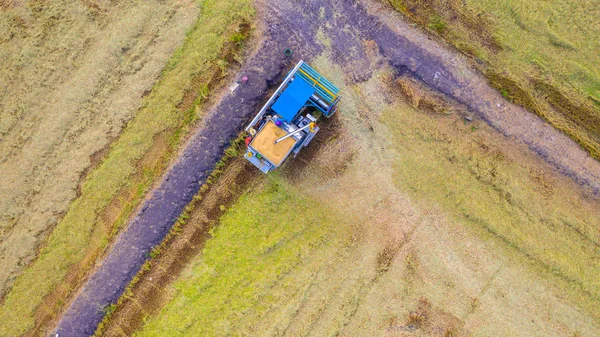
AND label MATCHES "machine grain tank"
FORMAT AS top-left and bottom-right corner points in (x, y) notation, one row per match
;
(244, 60), (341, 173)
